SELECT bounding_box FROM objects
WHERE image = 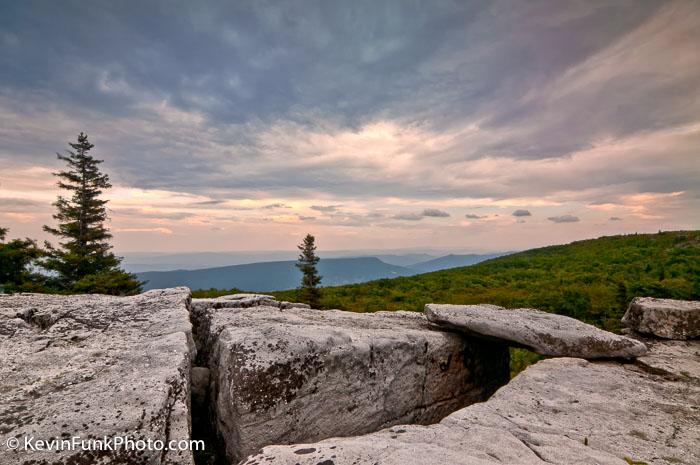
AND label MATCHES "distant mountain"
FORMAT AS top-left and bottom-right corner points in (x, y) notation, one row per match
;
(122, 251), (300, 273)
(371, 253), (439, 267)
(408, 253), (508, 273)
(122, 251), (441, 273)
(137, 257), (417, 292)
